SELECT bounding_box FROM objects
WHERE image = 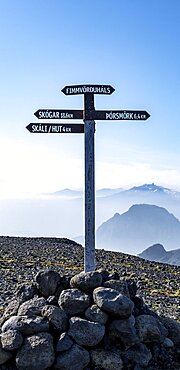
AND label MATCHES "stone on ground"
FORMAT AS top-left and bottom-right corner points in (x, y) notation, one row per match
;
(2, 316), (49, 336)
(16, 332), (55, 370)
(91, 349), (123, 370)
(35, 269), (61, 297)
(54, 344), (90, 370)
(59, 289), (91, 315)
(41, 304), (67, 333)
(93, 287), (134, 318)
(68, 317), (105, 346)
(70, 271), (102, 291)
(0, 329), (23, 351)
